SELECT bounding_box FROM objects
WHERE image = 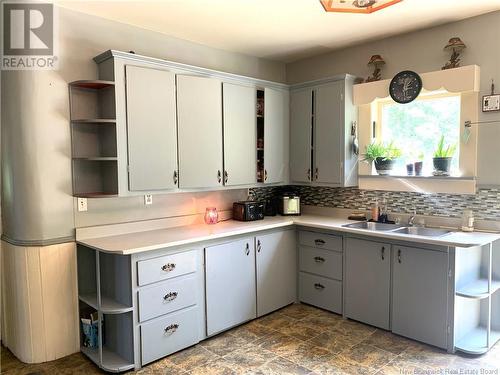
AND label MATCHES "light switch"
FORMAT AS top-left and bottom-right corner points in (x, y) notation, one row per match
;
(77, 197), (88, 212)
(144, 195), (153, 205)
